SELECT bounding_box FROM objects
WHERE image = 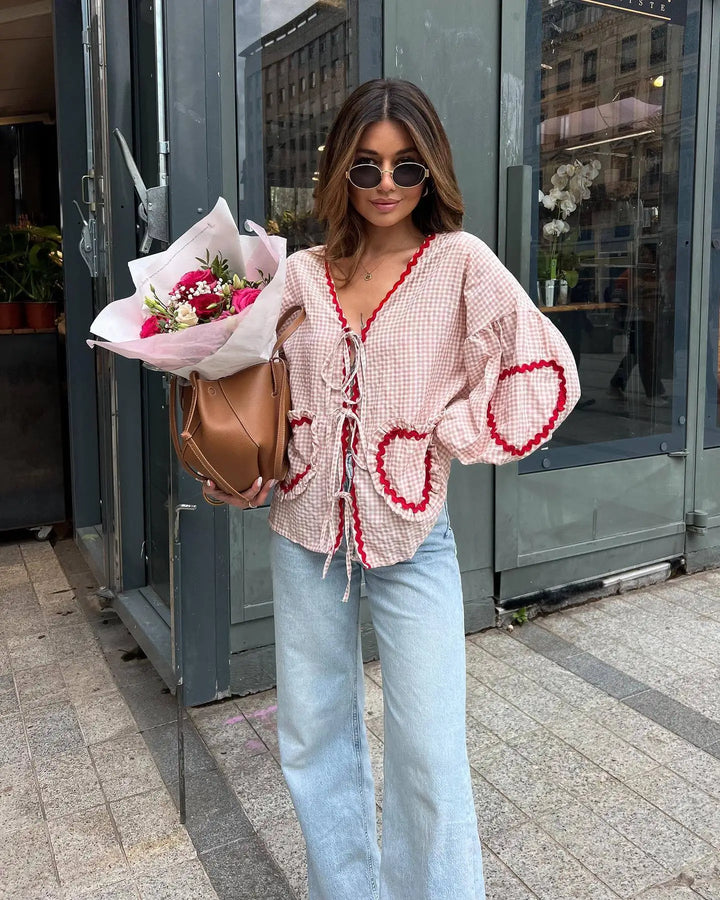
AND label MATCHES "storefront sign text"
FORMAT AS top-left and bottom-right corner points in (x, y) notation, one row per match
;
(579, 0), (687, 25)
